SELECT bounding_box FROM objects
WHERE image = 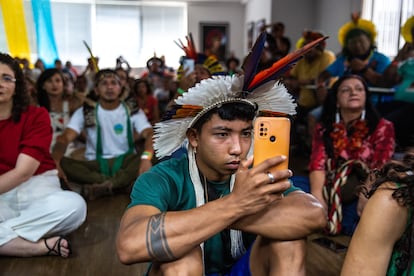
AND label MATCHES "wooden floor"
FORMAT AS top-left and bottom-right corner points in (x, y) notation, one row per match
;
(0, 152), (351, 276)
(0, 194), (148, 276)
